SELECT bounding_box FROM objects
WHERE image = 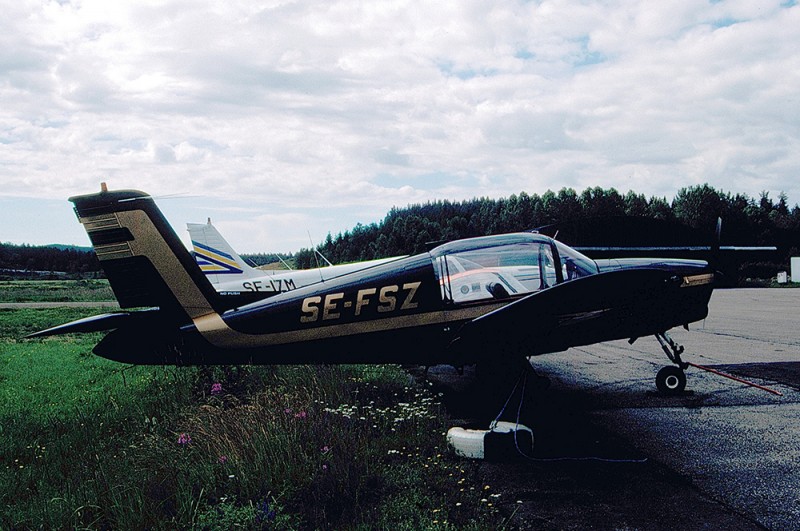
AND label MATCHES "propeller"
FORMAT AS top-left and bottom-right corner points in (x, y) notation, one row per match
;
(710, 216), (723, 279)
